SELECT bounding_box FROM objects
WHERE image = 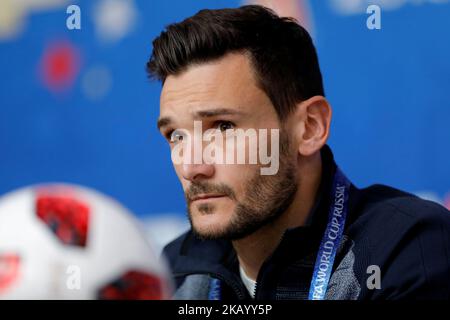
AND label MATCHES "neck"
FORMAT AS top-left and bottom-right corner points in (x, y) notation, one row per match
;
(232, 152), (323, 281)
